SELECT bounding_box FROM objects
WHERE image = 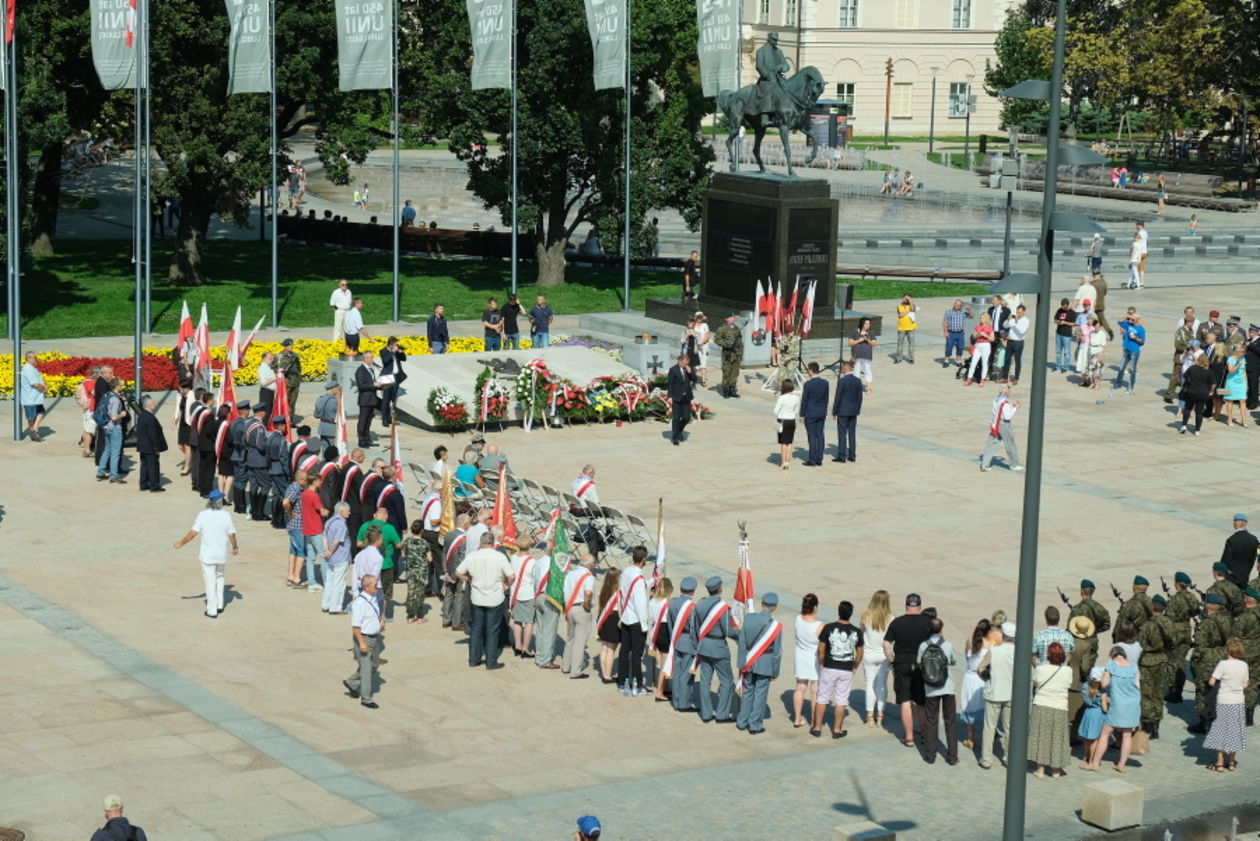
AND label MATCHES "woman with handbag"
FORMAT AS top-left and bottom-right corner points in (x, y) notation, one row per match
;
(1081, 646), (1141, 773)
(1029, 642), (1074, 778)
